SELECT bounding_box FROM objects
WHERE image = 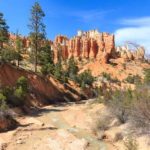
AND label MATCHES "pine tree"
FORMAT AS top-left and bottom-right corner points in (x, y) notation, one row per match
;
(68, 57), (79, 80)
(54, 62), (63, 81)
(0, 12), (9, 50)
(28, 2), (46, 72)
(15, 31), (23, 67)
(39, 40), (54, 75)
(38, 40), (53, 65)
